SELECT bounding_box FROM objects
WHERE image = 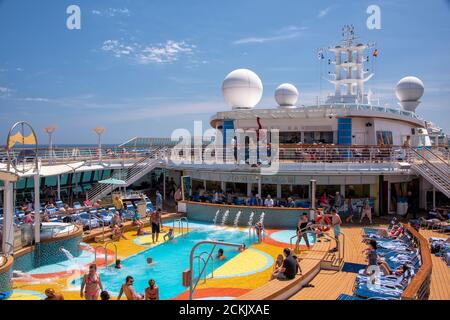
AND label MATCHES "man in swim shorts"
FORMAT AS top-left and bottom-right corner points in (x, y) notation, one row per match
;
(151, 208), (162, 243)
(330, 209), (342, 252)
